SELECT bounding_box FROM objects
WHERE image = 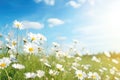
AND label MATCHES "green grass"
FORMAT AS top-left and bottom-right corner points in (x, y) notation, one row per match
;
(0, 53), (120, 80)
